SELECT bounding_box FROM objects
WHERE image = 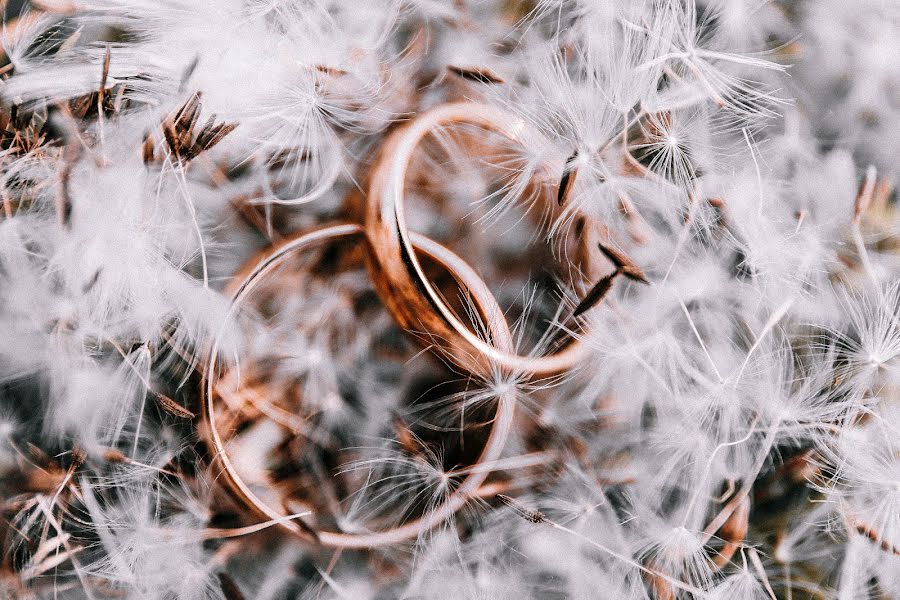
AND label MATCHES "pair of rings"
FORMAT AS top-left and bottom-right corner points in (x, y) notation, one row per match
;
(202, 103), (598, 548)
